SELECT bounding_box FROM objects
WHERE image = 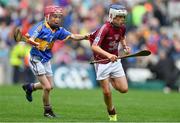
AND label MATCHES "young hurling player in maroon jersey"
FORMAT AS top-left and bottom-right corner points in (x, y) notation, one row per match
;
(89, 4), (131, 121)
